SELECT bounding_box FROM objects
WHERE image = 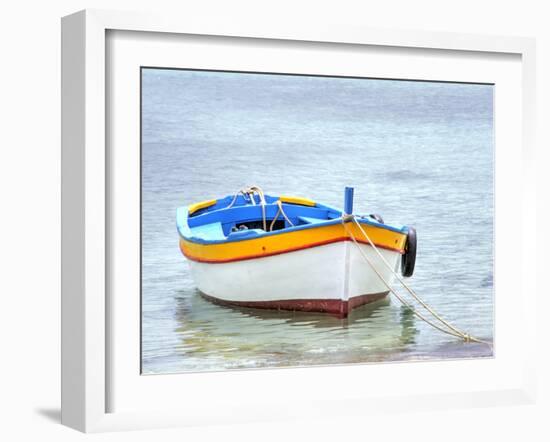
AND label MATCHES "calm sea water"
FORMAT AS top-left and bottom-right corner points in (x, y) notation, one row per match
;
(141, 69), (494, 374)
